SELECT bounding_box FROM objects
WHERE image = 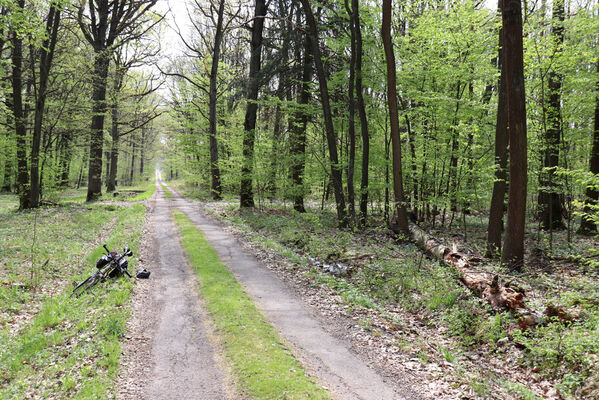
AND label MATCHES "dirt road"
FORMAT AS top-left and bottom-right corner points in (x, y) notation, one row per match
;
(119, 182), (420, 399)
